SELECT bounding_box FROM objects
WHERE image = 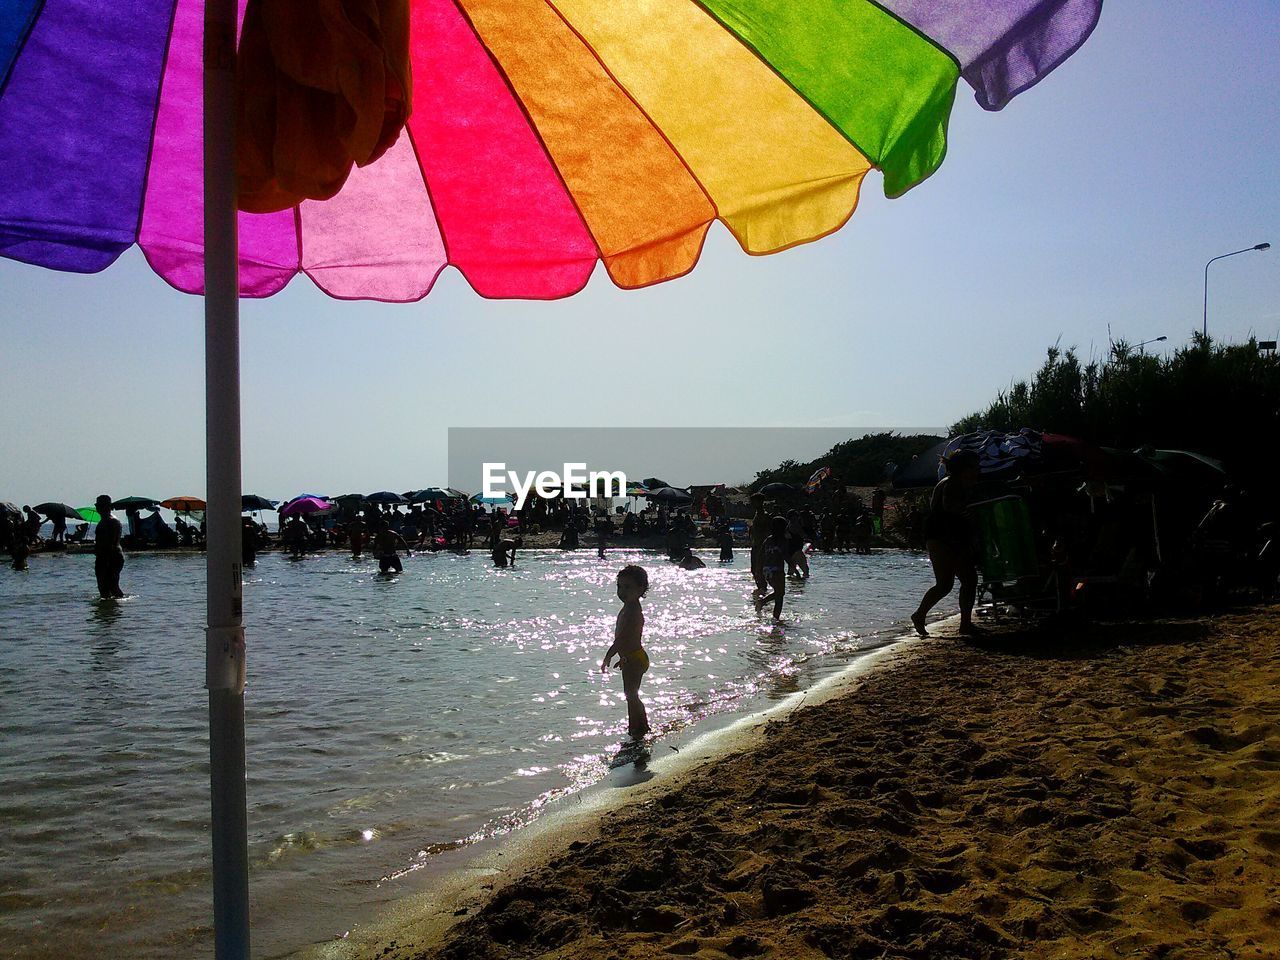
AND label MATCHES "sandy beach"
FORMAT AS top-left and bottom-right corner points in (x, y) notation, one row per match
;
(345, 607), (1280, 960)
